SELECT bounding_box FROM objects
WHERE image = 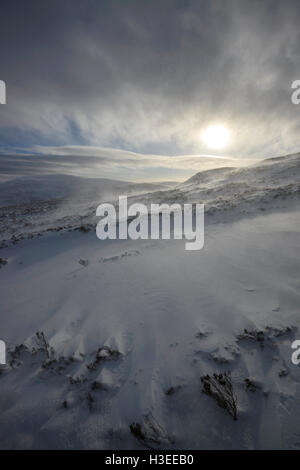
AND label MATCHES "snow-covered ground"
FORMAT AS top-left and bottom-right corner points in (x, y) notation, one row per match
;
(0, 173), (176, 246)
(0, 153), (299, 449)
